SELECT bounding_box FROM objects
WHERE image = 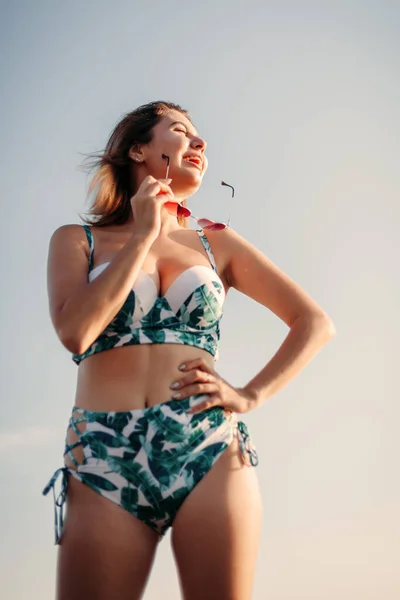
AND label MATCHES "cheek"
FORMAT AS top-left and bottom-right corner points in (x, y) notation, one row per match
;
(158, 136), (184, 158)
(174, 135), (188, 151)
